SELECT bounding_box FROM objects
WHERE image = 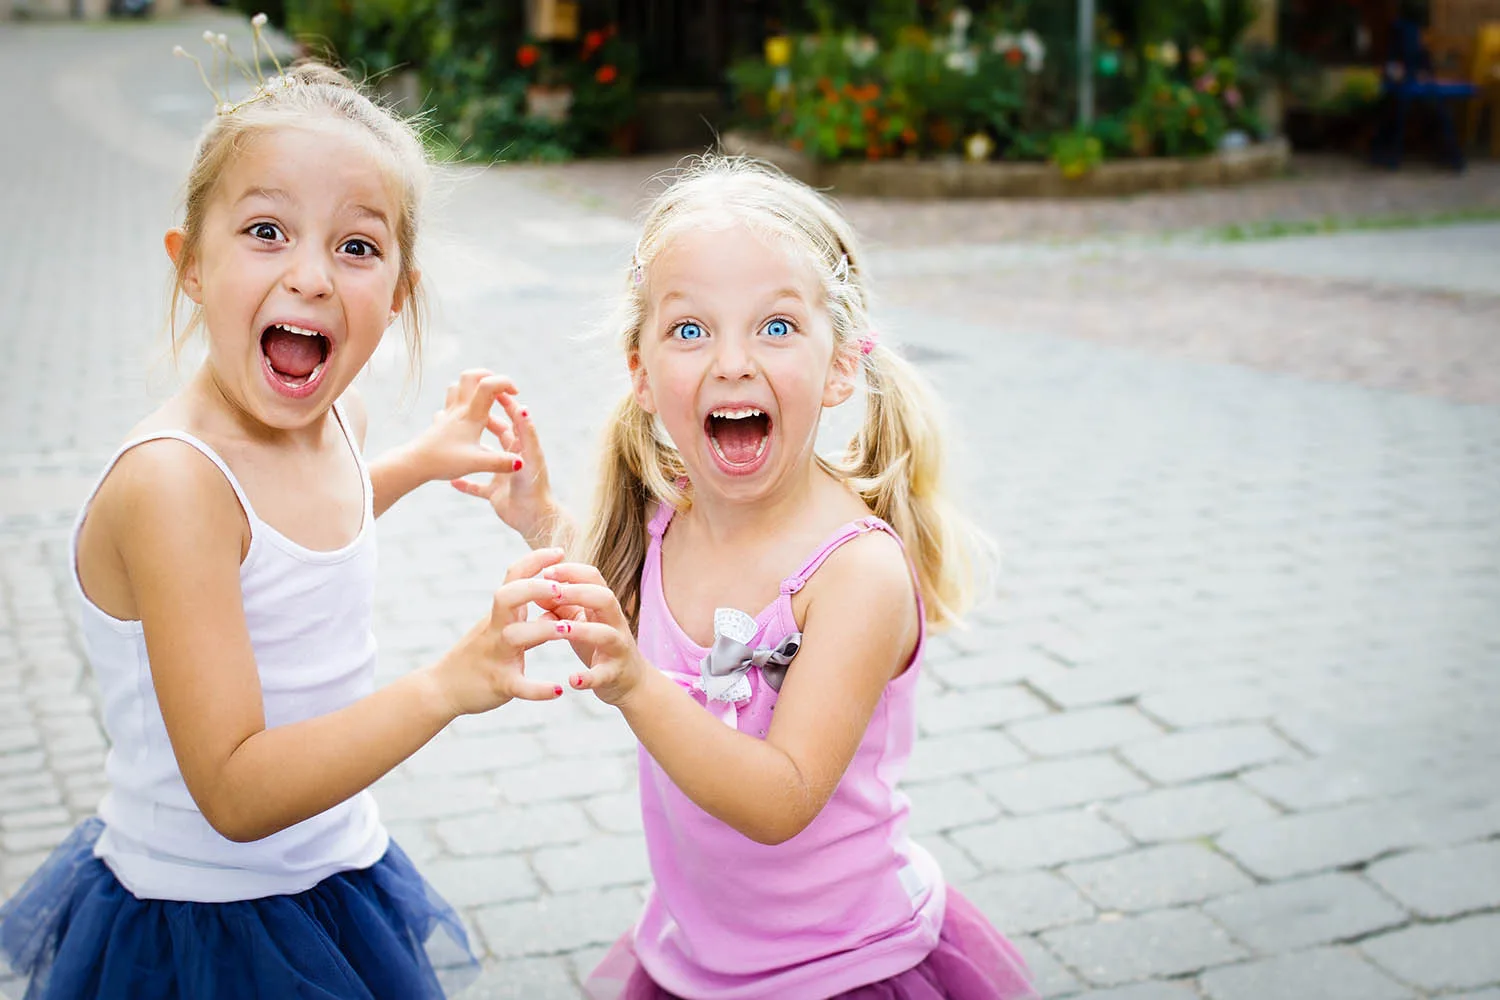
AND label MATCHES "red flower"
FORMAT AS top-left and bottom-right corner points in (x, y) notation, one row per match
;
(517, 45), (539, 69)
(596, 64), (618, 84)
(1004, 47), (1024, 67)
(582, 29), (604, 56)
